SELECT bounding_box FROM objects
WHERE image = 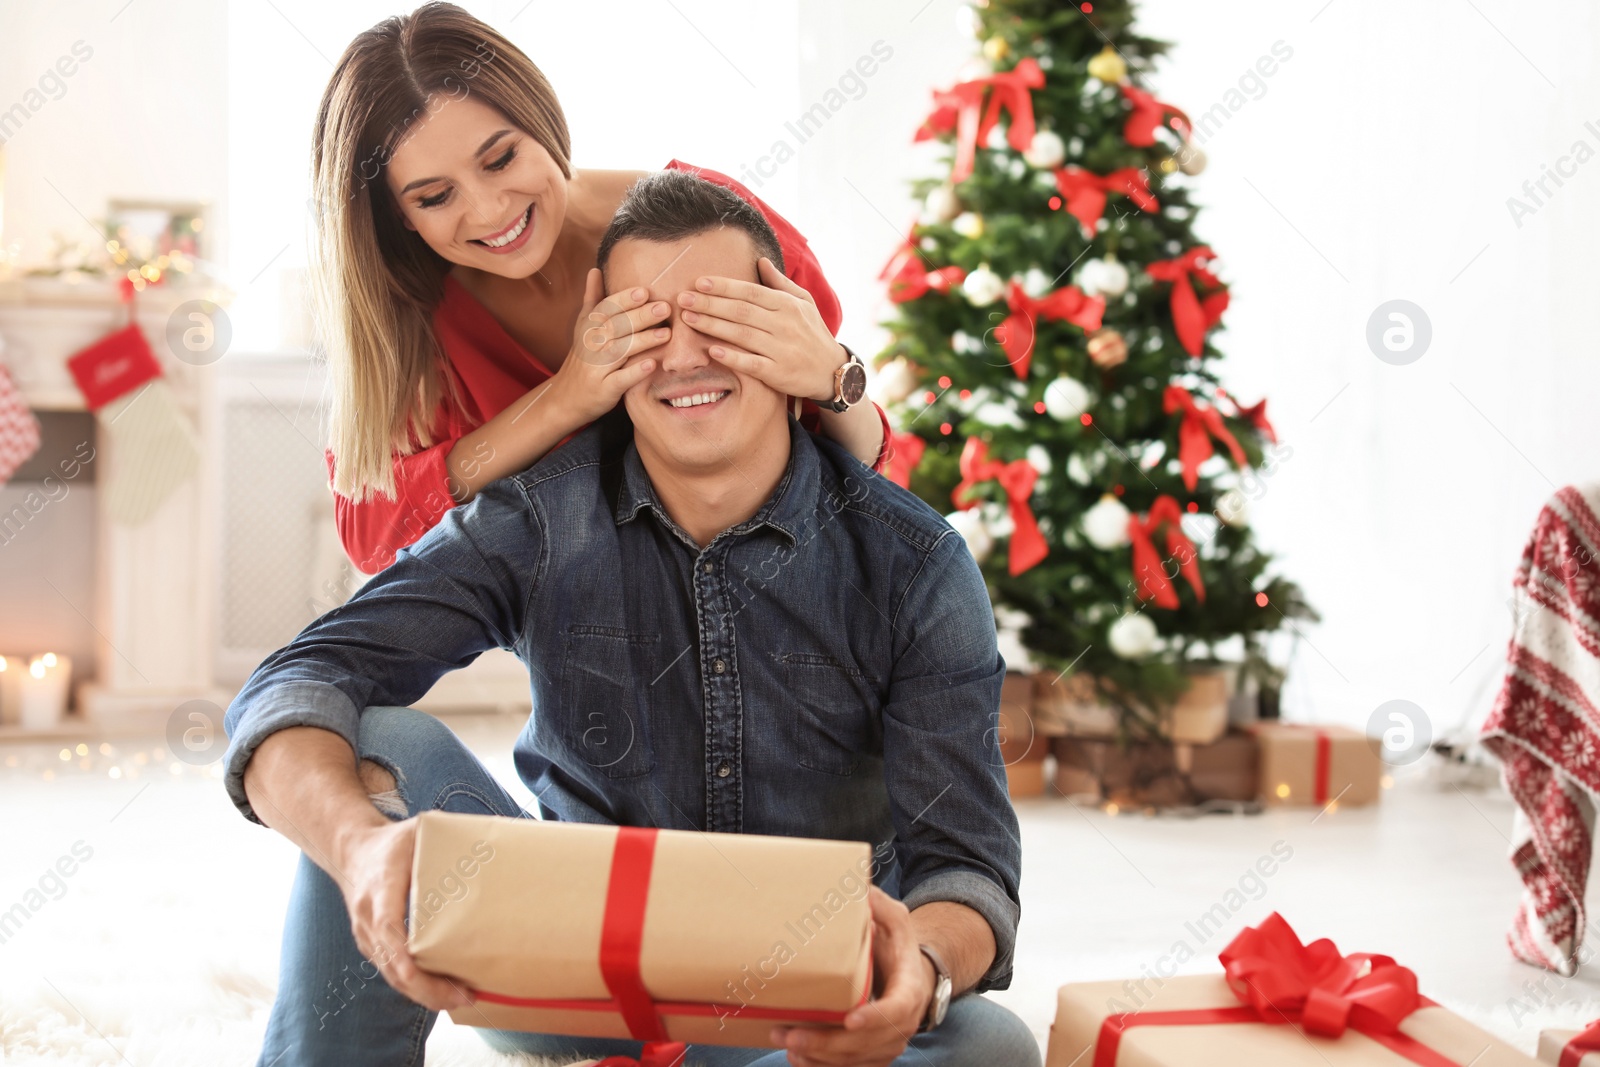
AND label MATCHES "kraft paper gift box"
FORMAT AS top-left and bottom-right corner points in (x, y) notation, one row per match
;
(408, 811), (873, 1049)
(1252, 722), (1382, 808)
(1155, 669), (1230, 746)
(1175, 730), (1259, 802)
(1046, 913), (1542, 1067)
(1539, 1025), (1600, 1066)
(1032, 672), (1118, 737)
